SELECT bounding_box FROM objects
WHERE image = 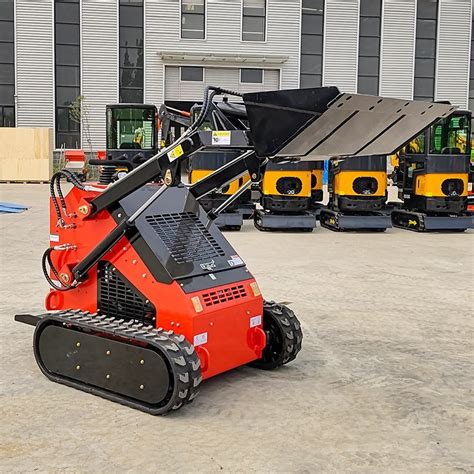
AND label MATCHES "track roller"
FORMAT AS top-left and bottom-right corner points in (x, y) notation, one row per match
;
(33, 311), (202, 415)
(250, 301), (303, 370)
